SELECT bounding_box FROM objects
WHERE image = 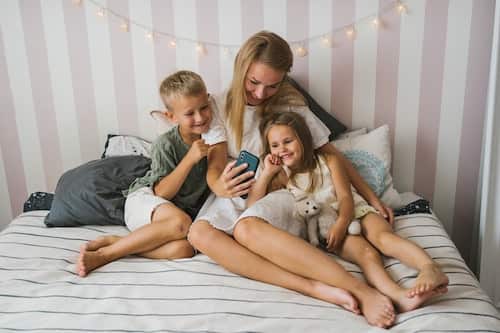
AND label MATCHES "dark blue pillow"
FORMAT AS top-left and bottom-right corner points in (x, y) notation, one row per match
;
(288, 77), (347, 140)
(44, 155), (151, 227)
